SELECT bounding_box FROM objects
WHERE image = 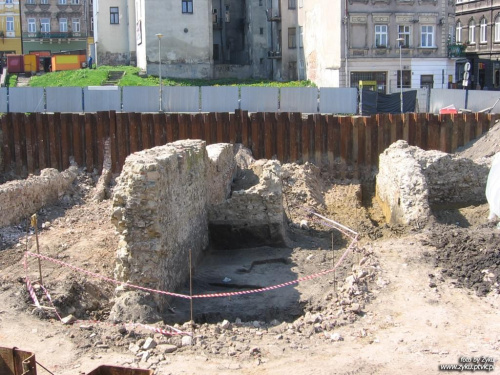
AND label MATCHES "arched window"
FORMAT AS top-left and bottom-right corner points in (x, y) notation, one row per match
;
(480, 18), (487, 43)
(469, 19), (476, 44)
(456, 21), (462, 43)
